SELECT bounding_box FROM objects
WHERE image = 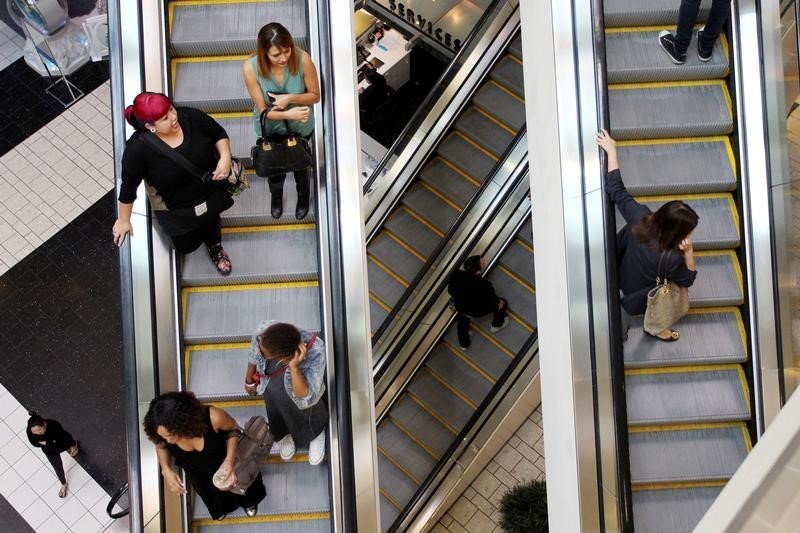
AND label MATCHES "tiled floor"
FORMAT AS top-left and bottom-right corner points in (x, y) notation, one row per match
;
(0, 20), (24, 71)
